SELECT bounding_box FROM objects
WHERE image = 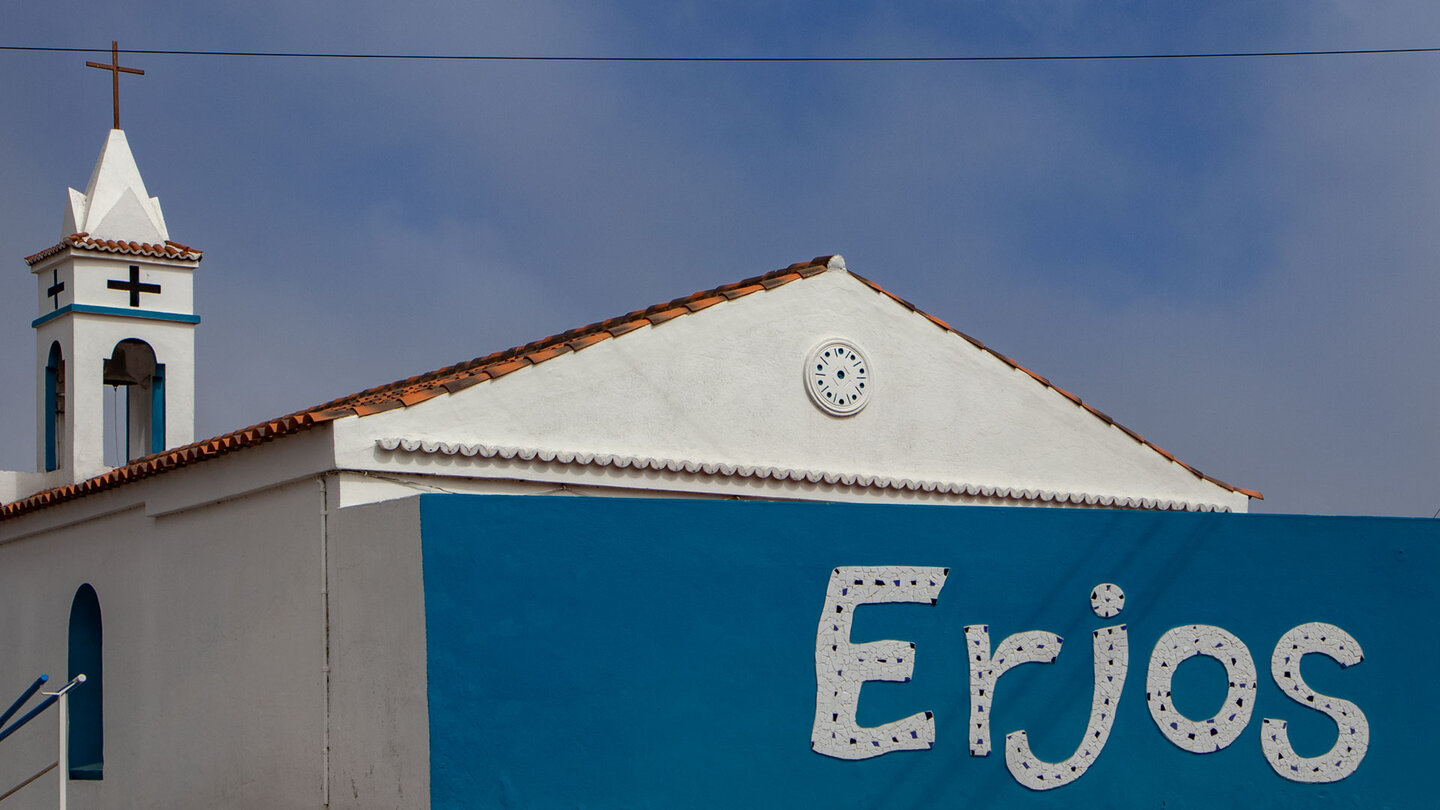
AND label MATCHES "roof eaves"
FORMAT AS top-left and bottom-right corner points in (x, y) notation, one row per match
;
(0, 413), (319, 521)
(376, 437), (1242, 513)
(25, 233), (203, 266)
